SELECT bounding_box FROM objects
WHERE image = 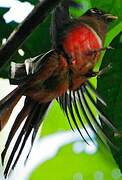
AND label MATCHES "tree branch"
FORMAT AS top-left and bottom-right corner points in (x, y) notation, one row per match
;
(0, 0), (62, 68)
